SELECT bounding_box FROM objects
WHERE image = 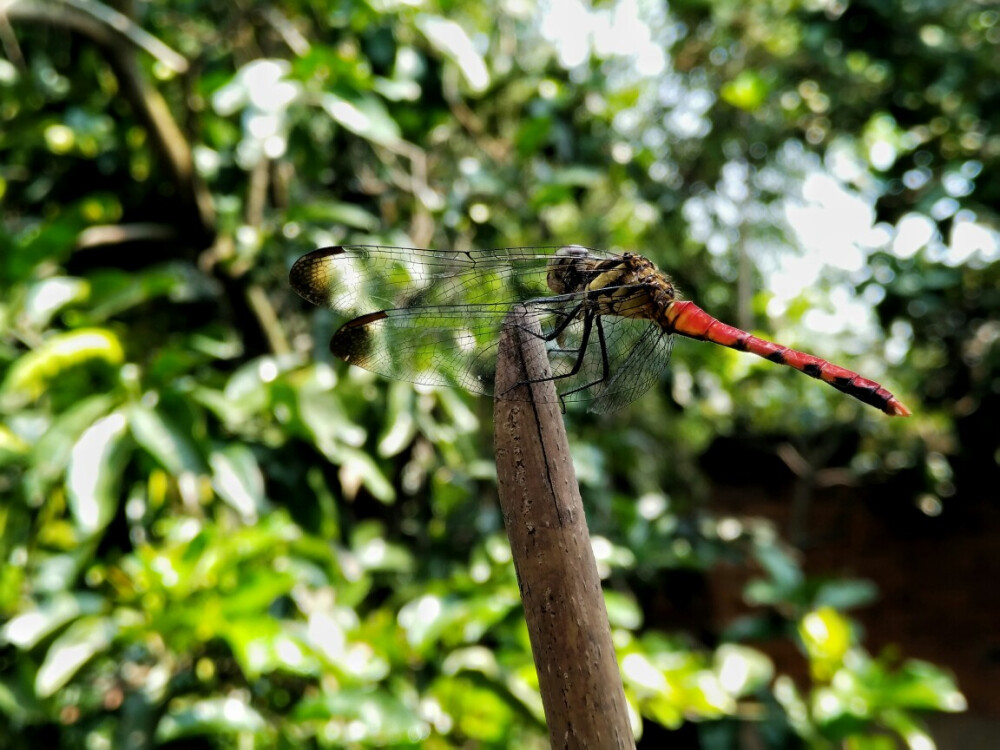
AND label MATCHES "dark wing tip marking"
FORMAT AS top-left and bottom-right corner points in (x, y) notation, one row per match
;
(329, 311), (387, 365)
(307, 245), (348, 258)
(289, 247), (349, 306)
